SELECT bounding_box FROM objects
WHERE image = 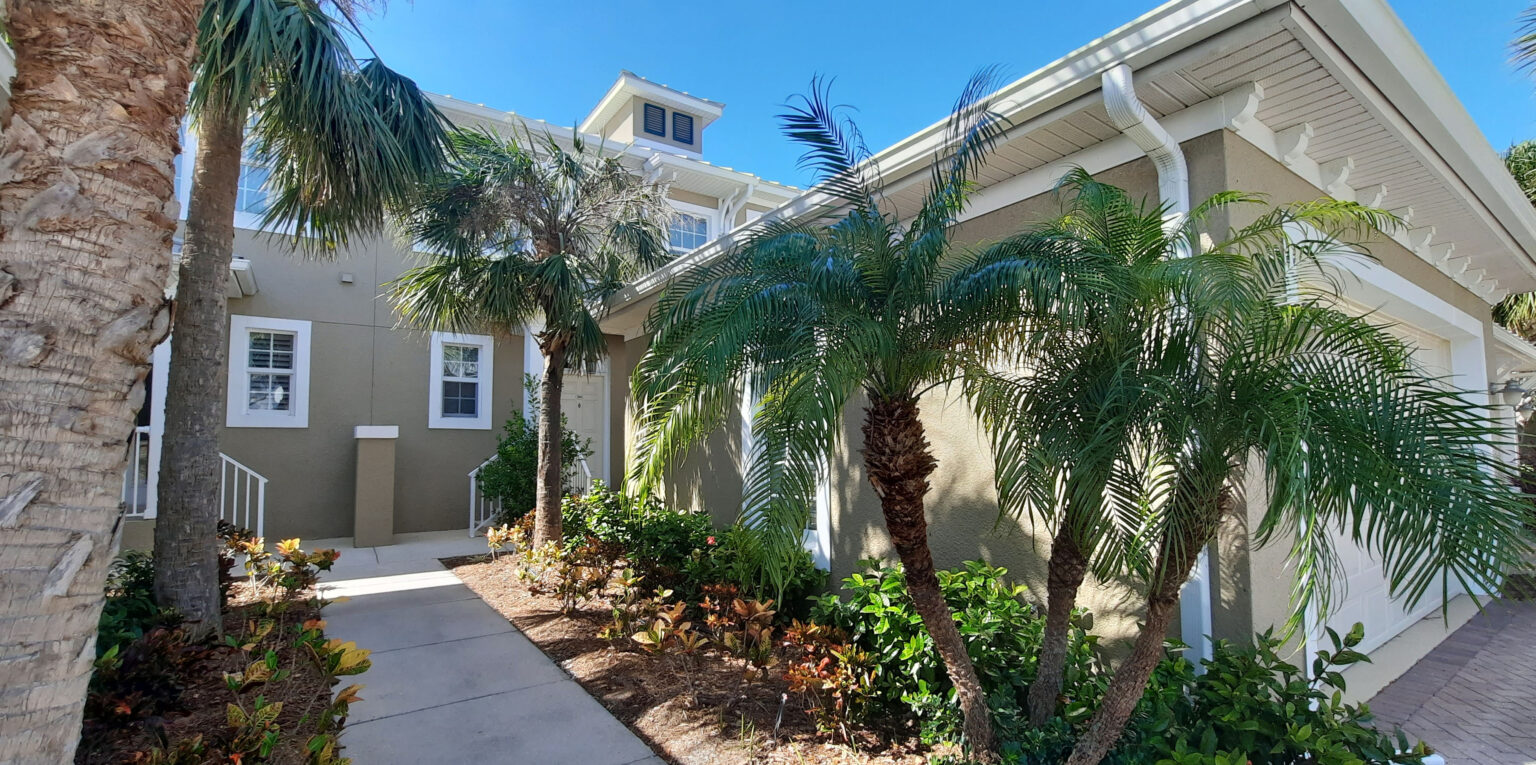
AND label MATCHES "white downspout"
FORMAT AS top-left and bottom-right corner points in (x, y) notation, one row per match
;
(1101, 63), (1213, 669)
